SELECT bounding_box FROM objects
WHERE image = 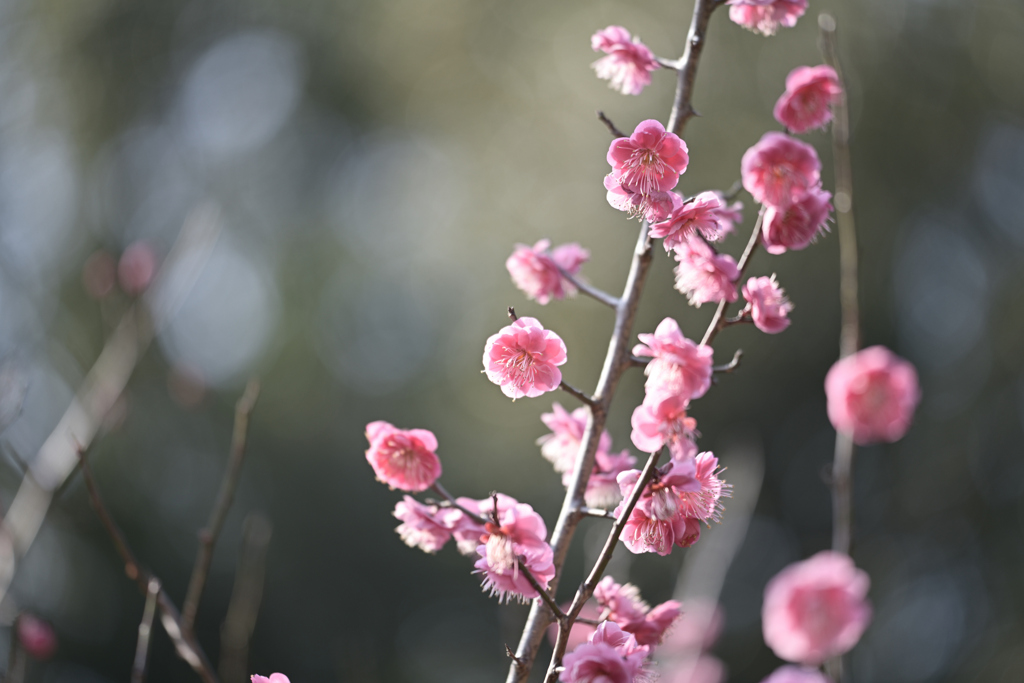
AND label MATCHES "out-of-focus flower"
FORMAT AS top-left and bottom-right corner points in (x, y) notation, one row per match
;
(759, 666), (833, 683)
(591, 25), (661, 96)
(118, 241), (158, 295)
(762, 551), (872, 665)
(393, 495), (457, 553)
(825, 346), (920, 445)
(17, 614), (56, 660)
(742, 275), (793, 334)
(483, 317), (567, 399)
(761, 185), (832, 254)
(594, 576), (682, 646)
(650, 192), (728, 252)
(726, 0), (808, 37)
(774, 65), (842, 134)
(577, 449), (638, 510)
(82, 249), (117, 299)
(506, 239), (590, 305)
(251, 675), (290, 683)
(662, 656), (727, 683)
(741, 132), (821, 208)
(475, 502), (555, 603)
(608, 120), (689, 198)
(560, 622), (650, 683)
(630, 395), (699, 463)
(365, 421), (442, 492)
(538, 402), (612, 474)
(673, 236), (739, 306)
(604, 175), (678, 222)
(634, 318), (714, 403)
(710, 192), (744, 237)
